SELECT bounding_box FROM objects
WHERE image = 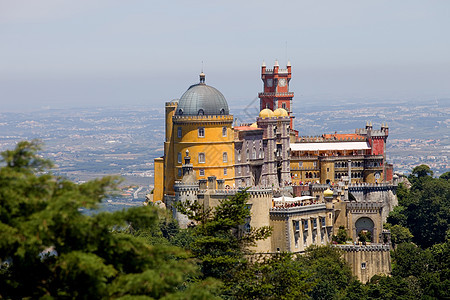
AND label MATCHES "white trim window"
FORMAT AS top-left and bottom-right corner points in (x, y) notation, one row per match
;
(199, 169), (205, 176)
(198, 152), (205, 164)
(222, 126), (227, 137)
(224, 168), (227, 176)
(198, 127), (205, 138)
(223, 152), (228, 163)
